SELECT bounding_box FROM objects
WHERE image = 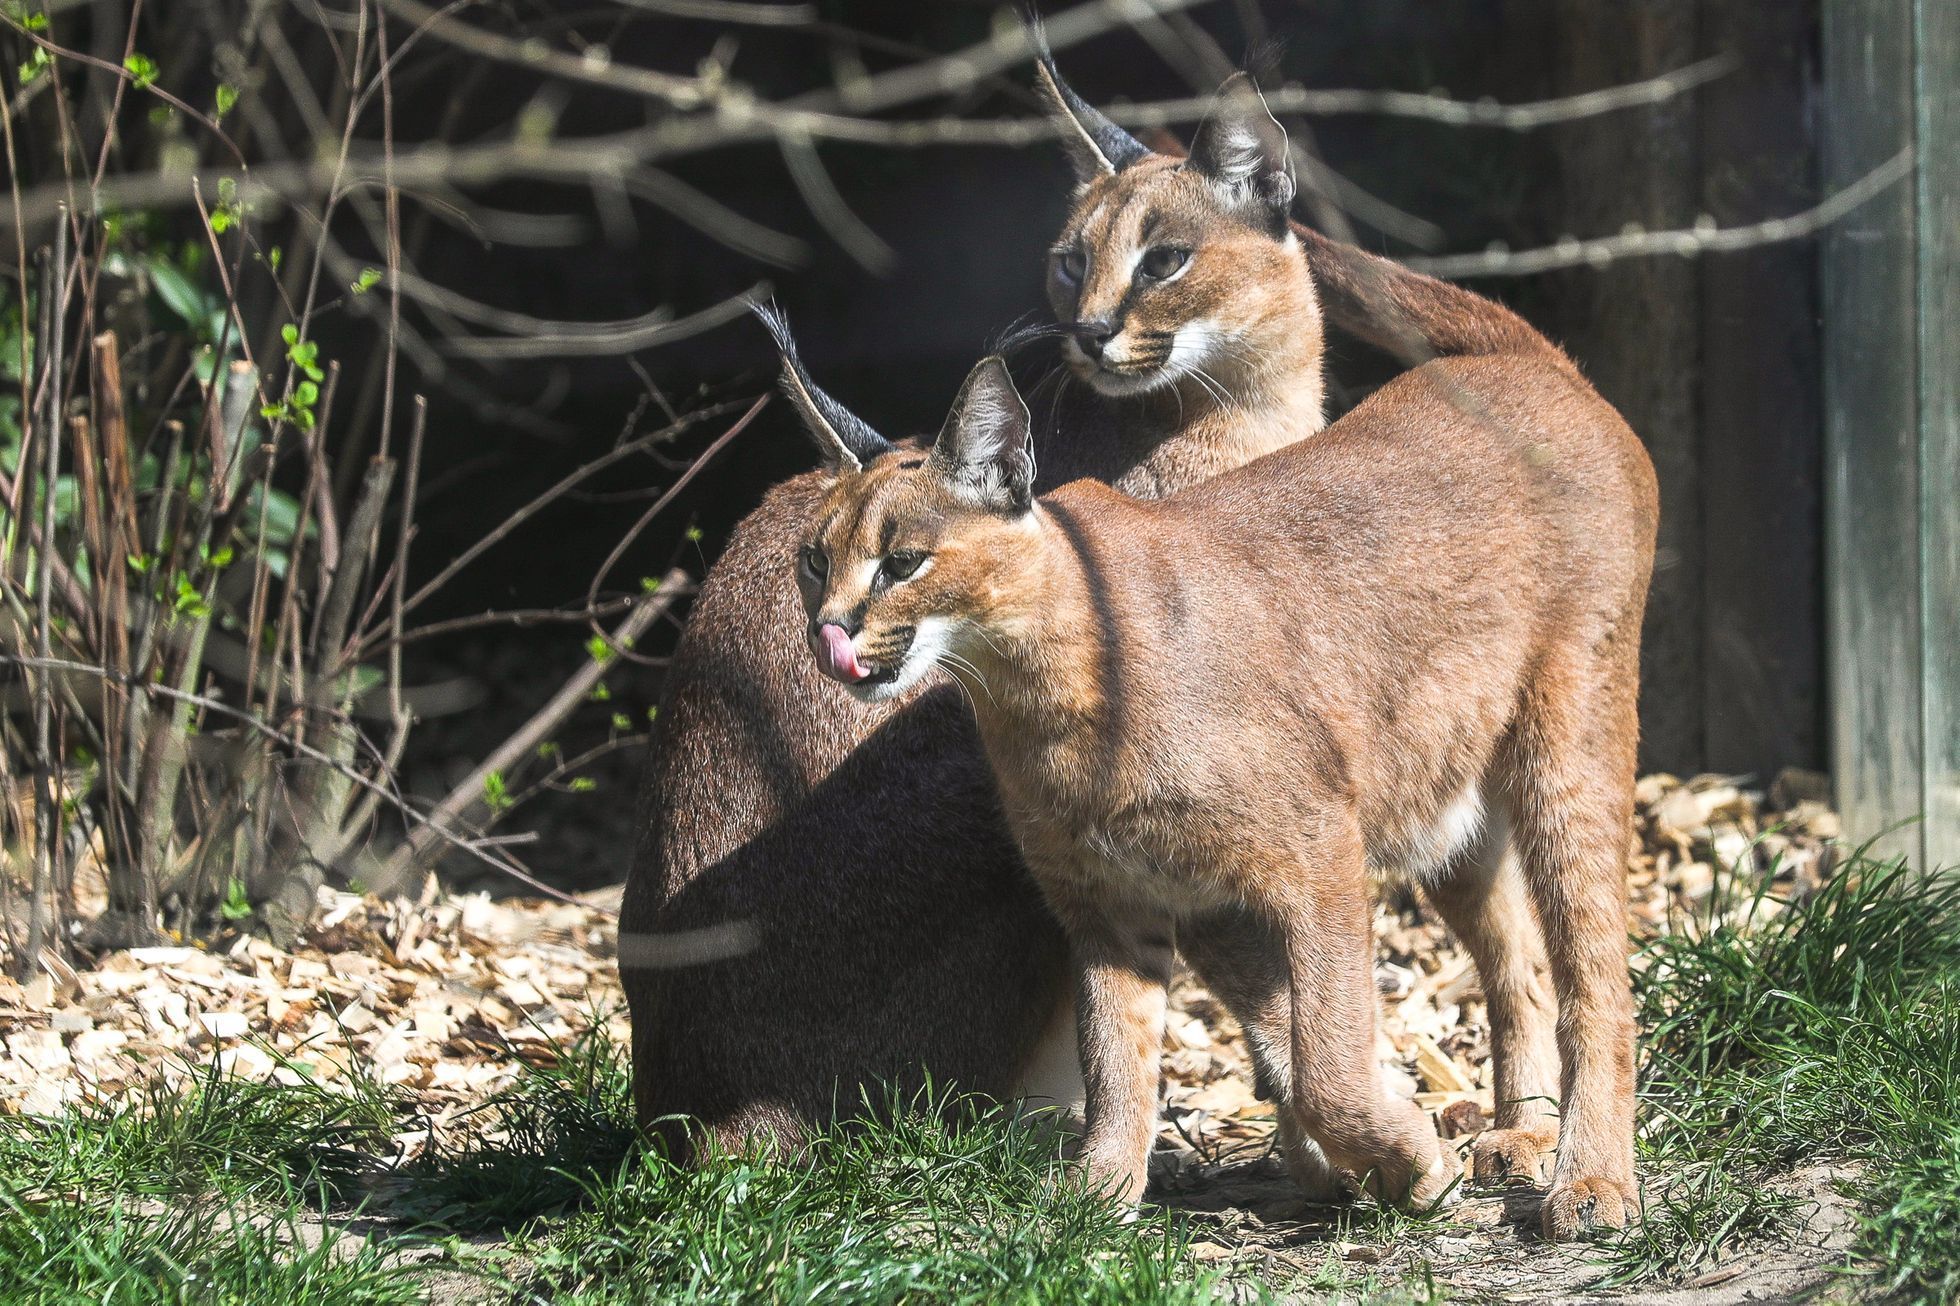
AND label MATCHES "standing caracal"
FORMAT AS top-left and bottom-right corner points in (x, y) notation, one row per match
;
(770, 299), (1657, 1236)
